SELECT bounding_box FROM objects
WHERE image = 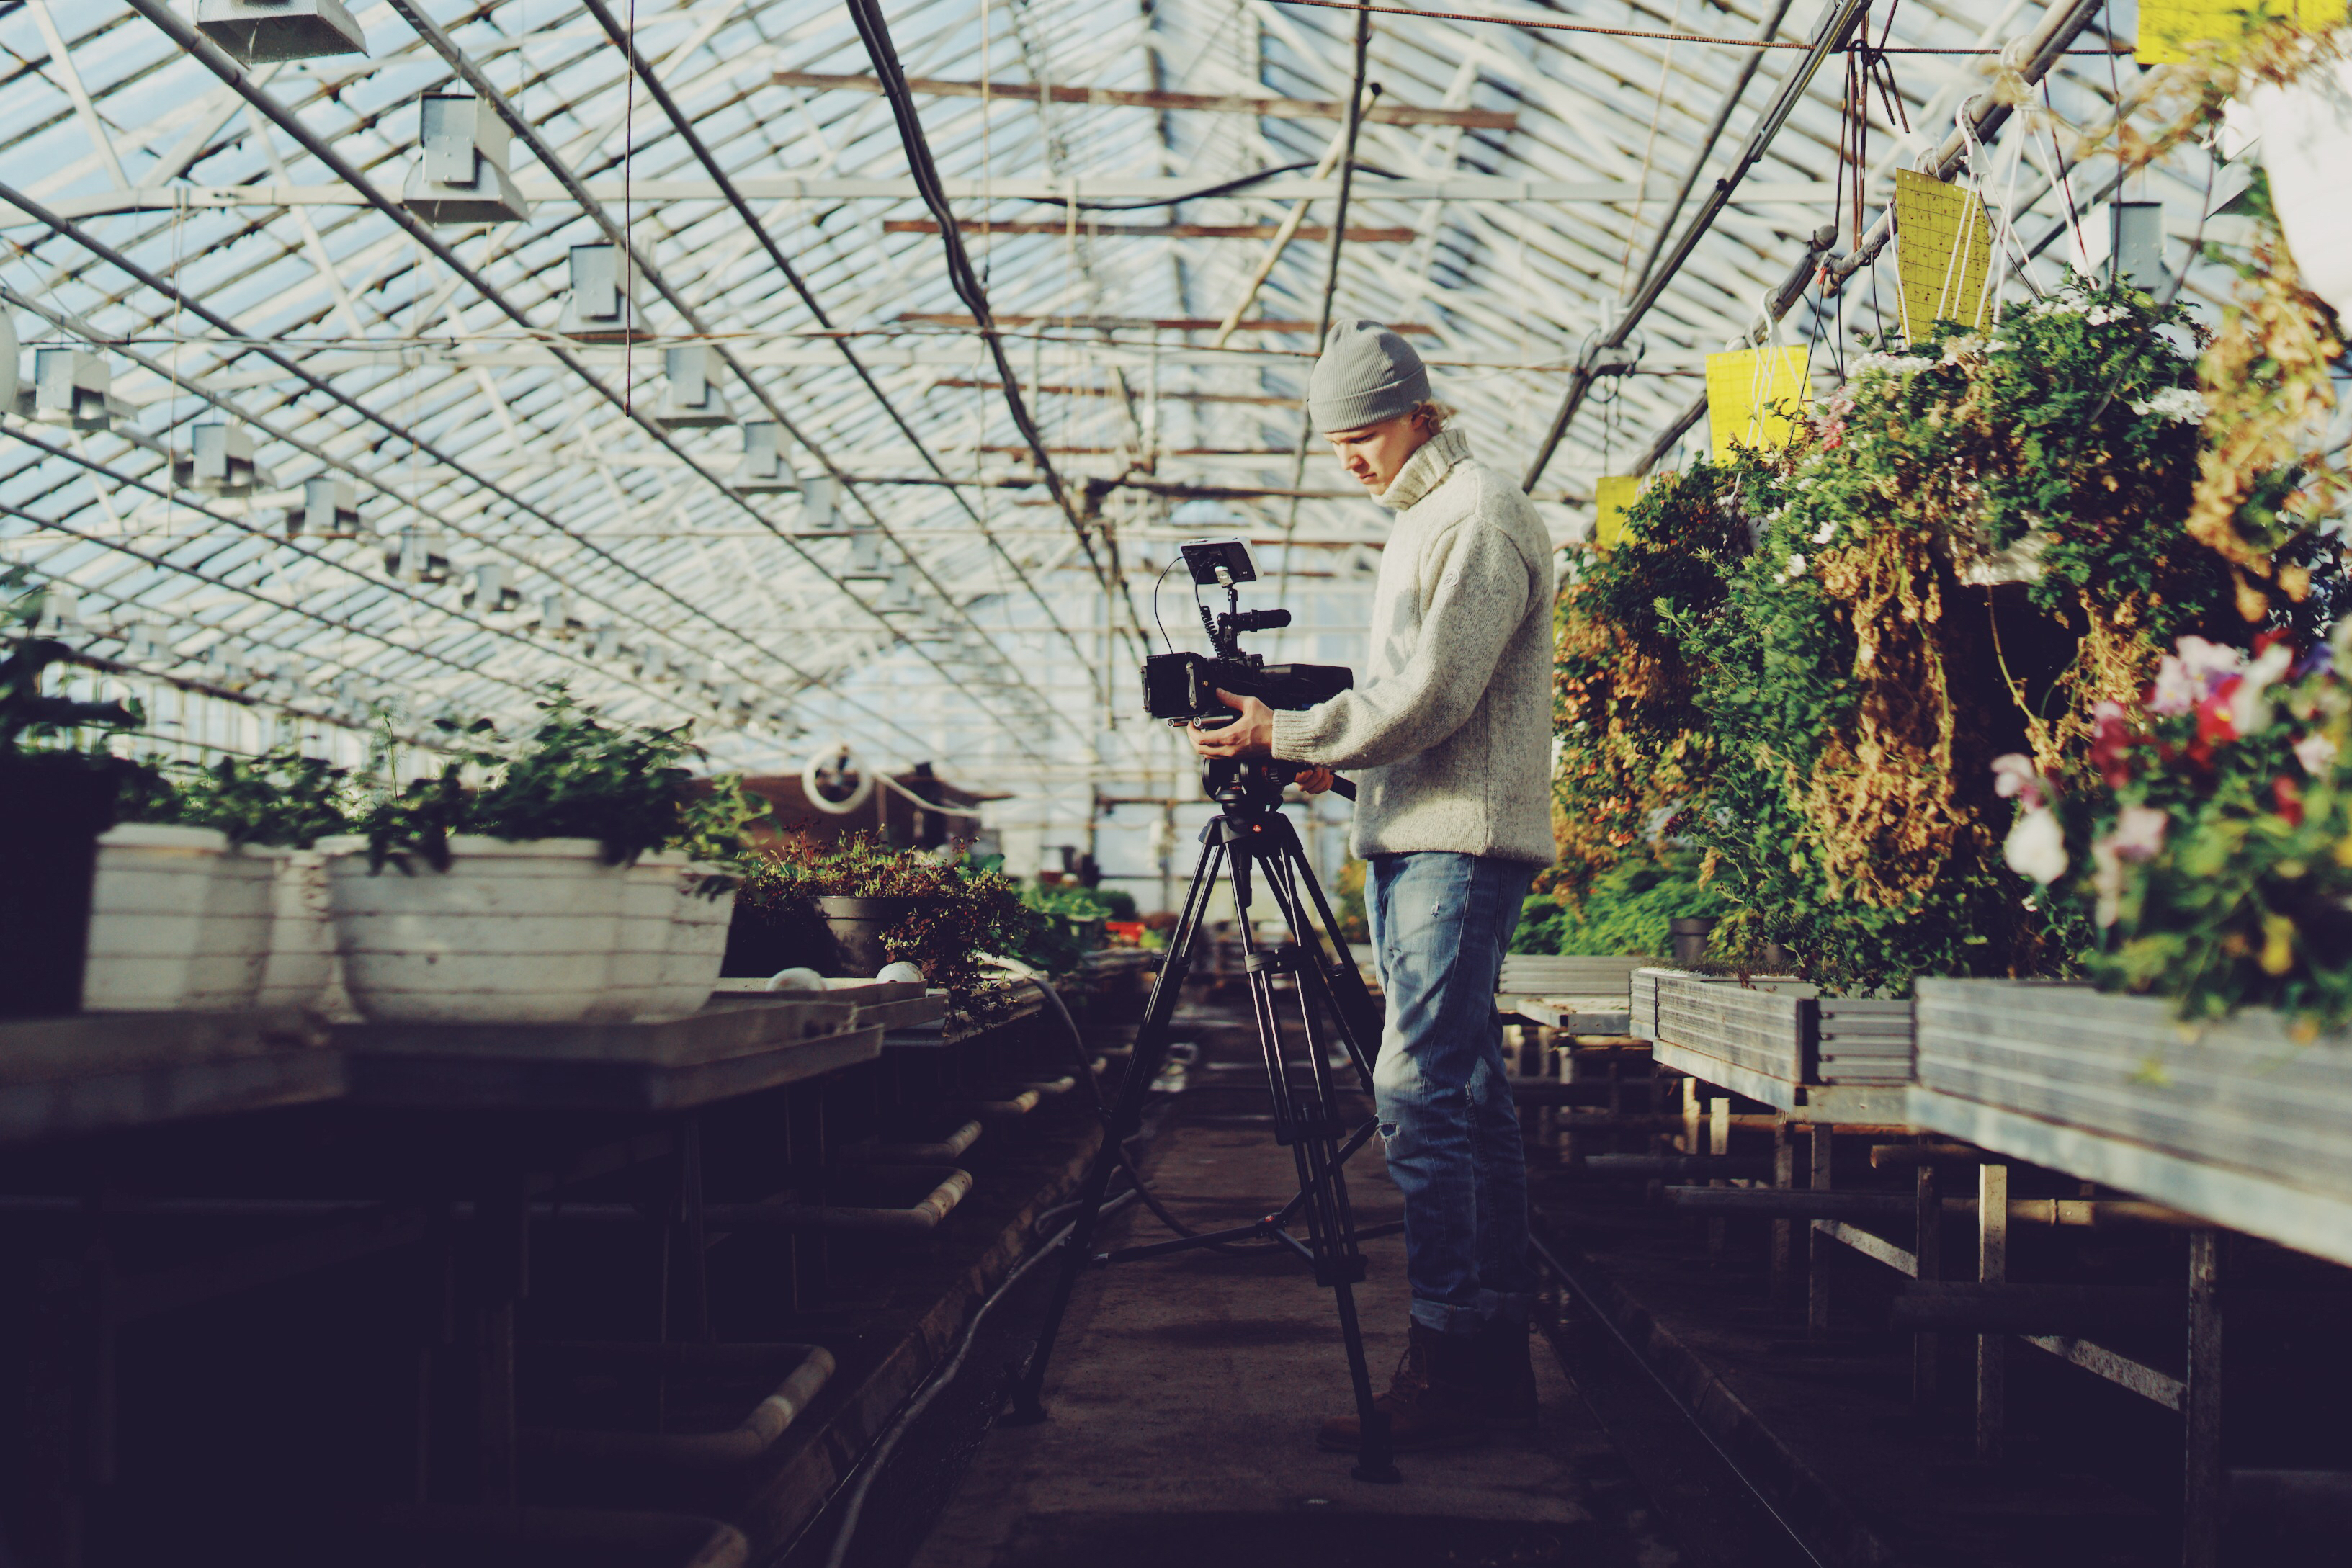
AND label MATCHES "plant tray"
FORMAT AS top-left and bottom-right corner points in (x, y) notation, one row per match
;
(1910, 979), (2352, 1266)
